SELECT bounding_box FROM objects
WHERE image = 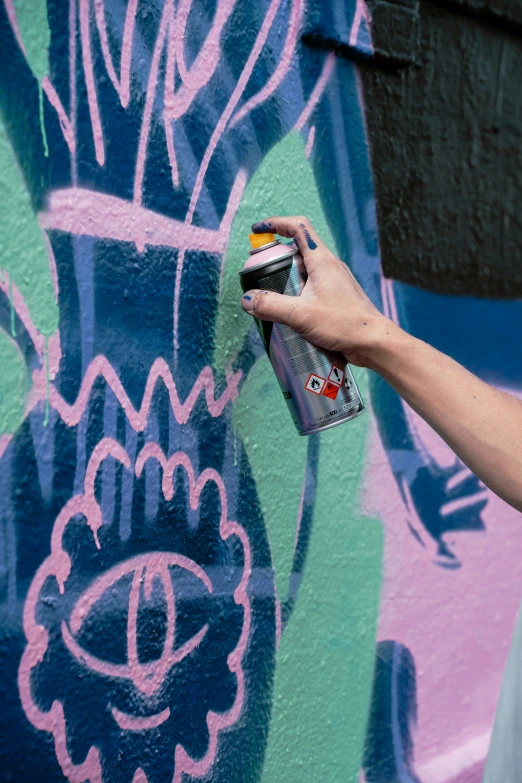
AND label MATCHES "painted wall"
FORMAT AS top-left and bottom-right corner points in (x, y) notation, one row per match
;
(0, 1), (519, 782)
